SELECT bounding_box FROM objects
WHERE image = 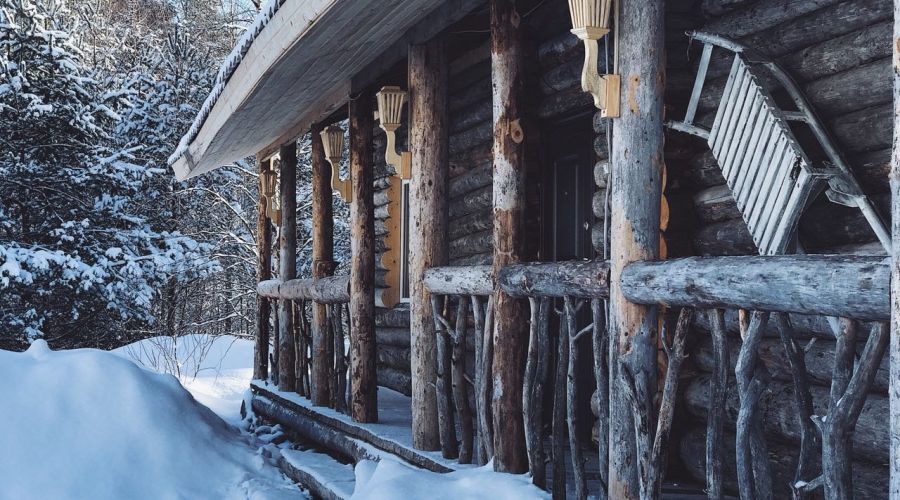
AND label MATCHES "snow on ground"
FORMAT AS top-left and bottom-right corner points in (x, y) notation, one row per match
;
(116, 334), (255, 423)
(0, 339), (304, 500)
(351, 459), (549, 500)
